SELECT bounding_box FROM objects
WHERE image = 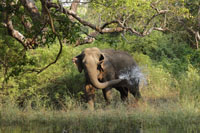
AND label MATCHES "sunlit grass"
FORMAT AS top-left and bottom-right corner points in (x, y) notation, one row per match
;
(0, 93), (199, 129)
